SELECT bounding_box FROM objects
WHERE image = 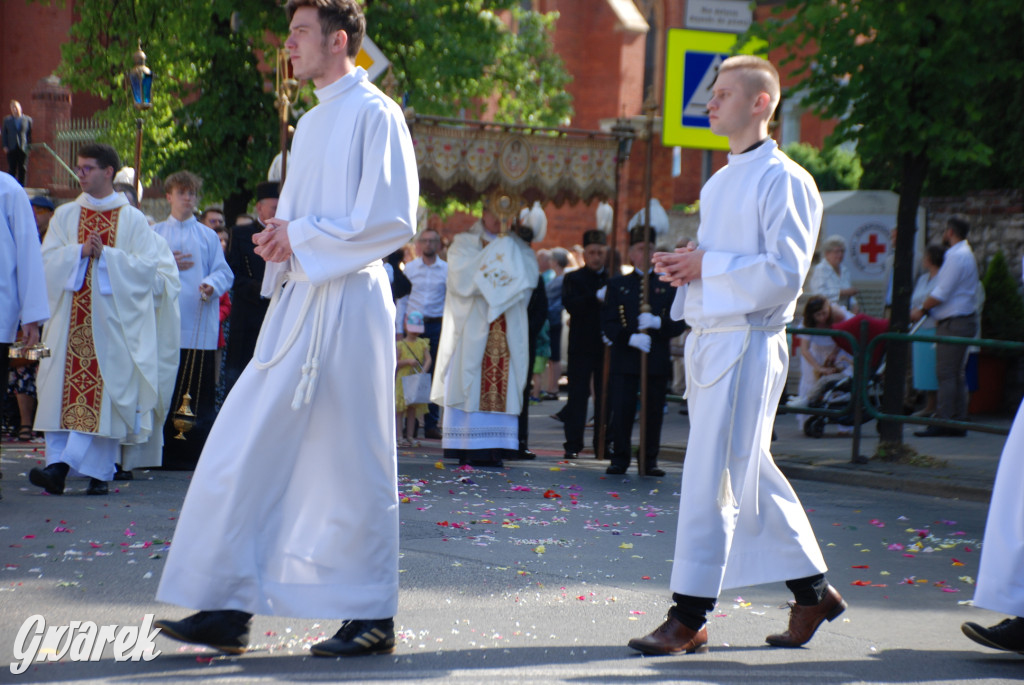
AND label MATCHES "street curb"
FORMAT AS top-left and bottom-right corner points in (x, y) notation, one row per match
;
(658, 444), (991, 503)
(776, 463), (992, 503)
